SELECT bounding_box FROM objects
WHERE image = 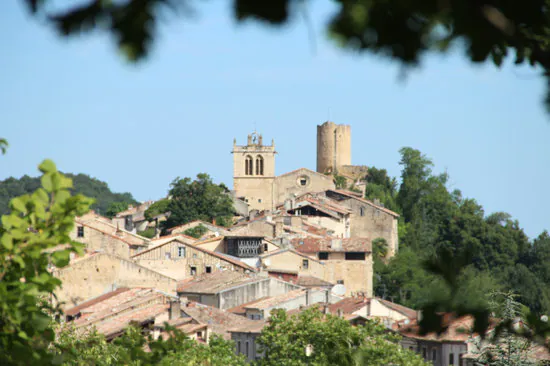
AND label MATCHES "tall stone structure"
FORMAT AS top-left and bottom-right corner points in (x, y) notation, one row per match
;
(232, 132), (276, 211)
(316, 121), (351, 174)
